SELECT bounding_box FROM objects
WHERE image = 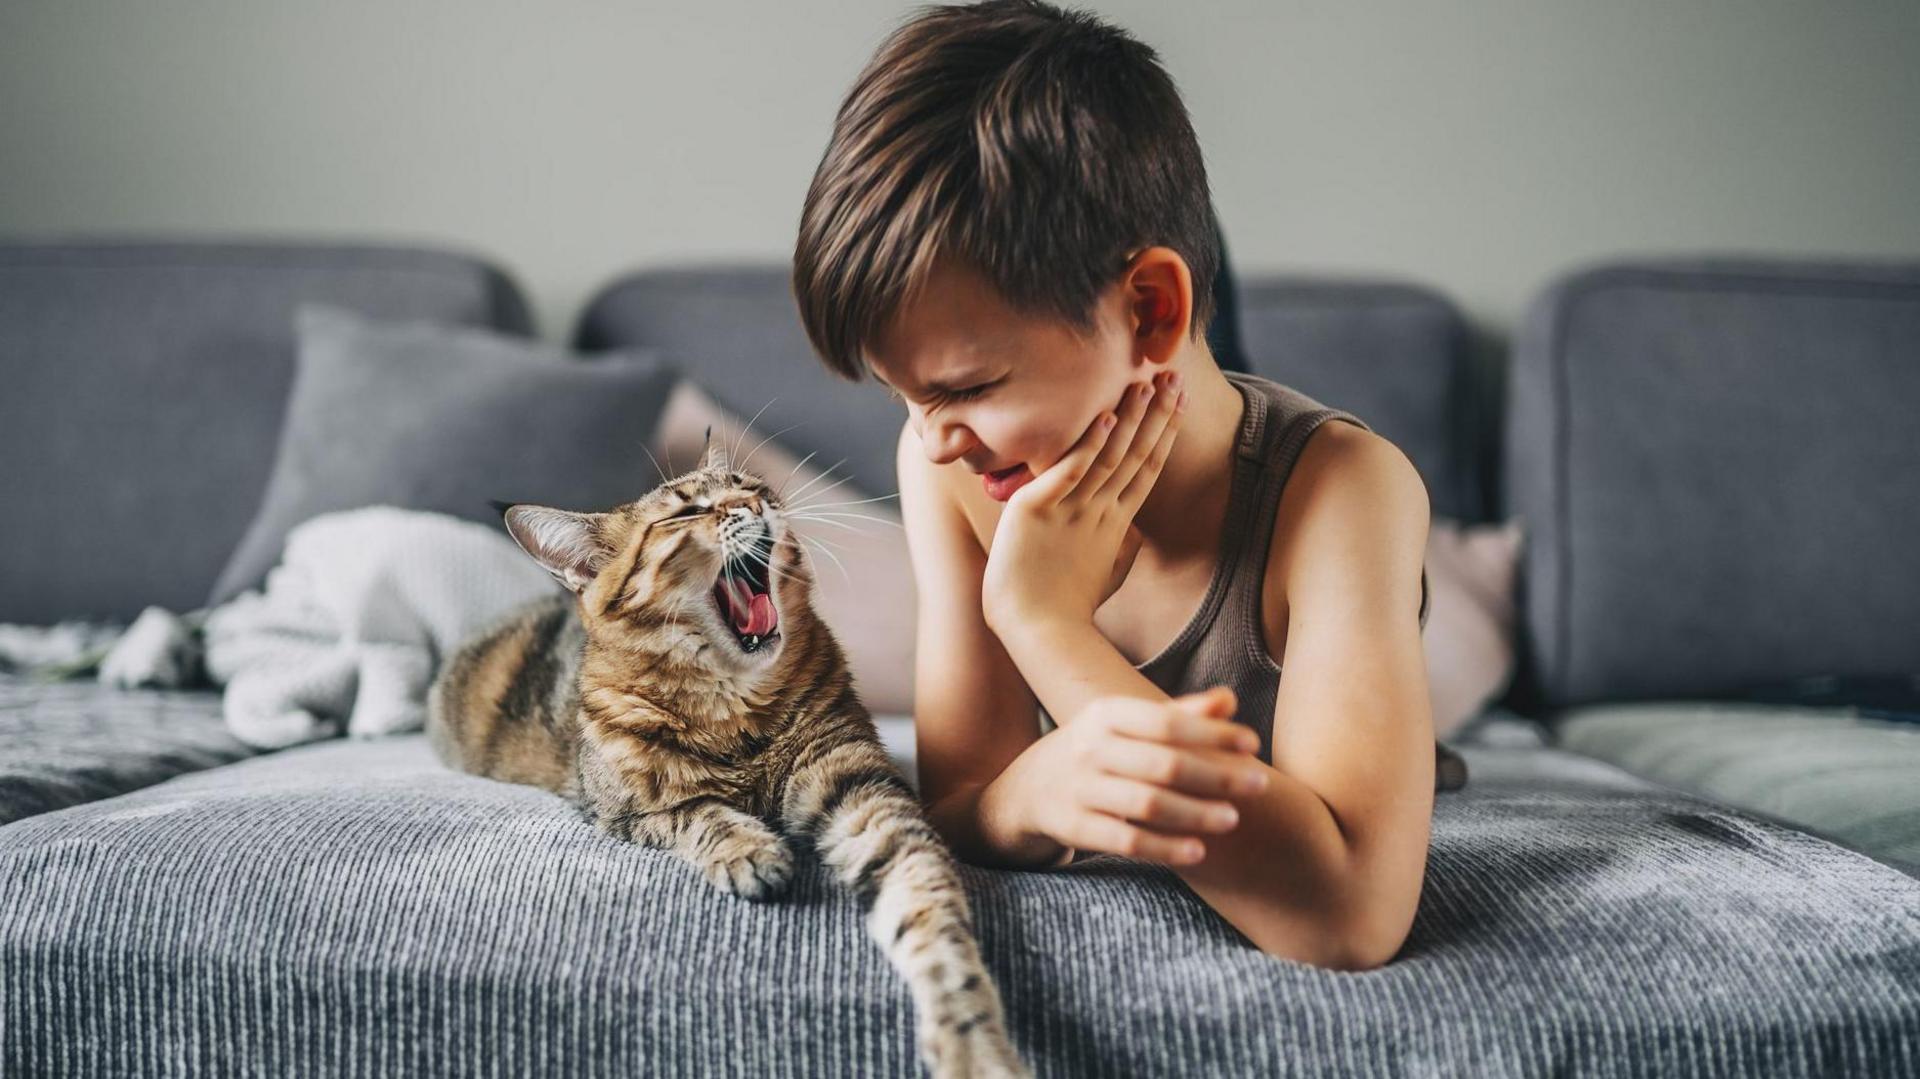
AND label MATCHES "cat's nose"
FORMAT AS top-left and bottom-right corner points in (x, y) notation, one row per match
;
(720, 494), (765, 516)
